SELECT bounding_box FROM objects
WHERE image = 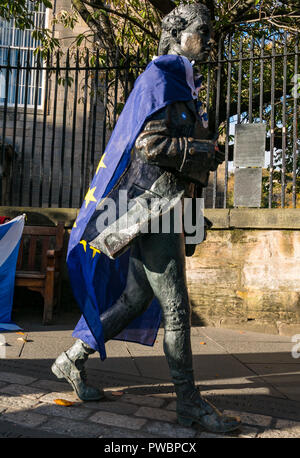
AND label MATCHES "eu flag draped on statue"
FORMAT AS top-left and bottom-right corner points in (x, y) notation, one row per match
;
(67, 55), (200, 360)
(0, 214), (25, 330)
